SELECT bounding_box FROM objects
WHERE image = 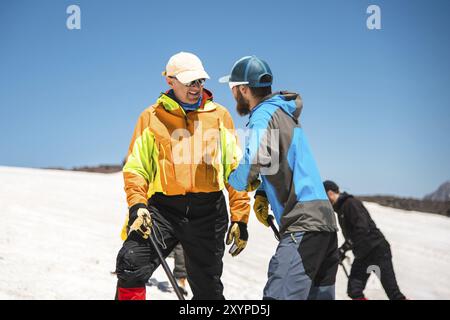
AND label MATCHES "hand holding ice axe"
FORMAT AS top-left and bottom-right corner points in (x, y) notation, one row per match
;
(254, 194), (281, 241)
